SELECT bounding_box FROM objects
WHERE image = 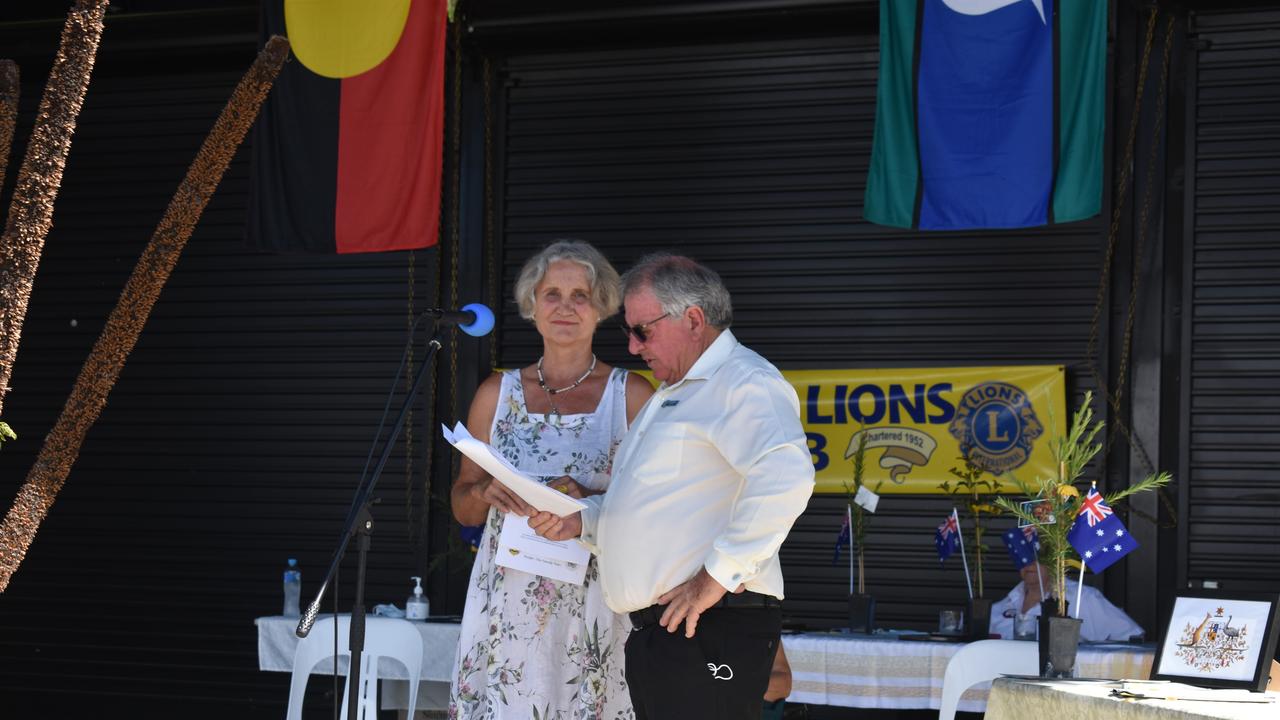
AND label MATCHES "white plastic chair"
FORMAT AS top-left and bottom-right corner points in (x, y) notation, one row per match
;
(285, 616), (424, 720)
(938, 639), (1037, 720)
